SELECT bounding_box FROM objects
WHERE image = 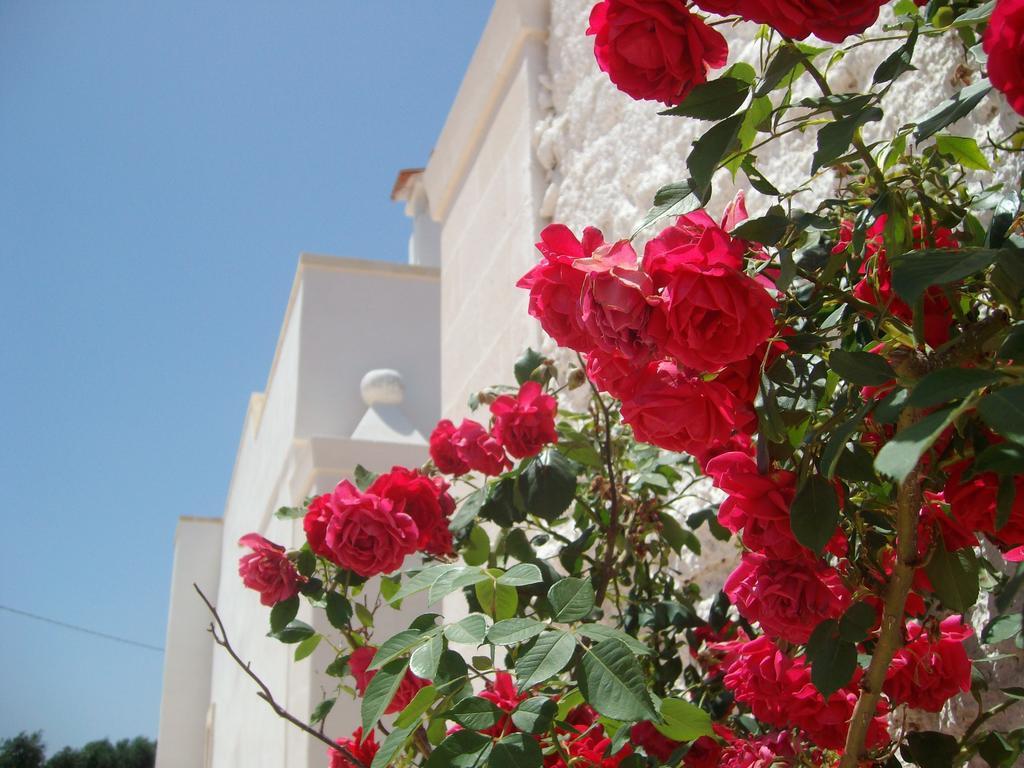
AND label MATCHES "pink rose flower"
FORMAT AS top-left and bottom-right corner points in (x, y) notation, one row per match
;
(884, 615), (973, 712)
(516, 224), (605, 353)
(574, 240), (656, 362)
(587, 0), (729, 106)
(303, 480), (419, 577)
(724, 552), (851, 644)
(451, 419), (512, 476)
(237, 533), (301, 606)
(490, 381), (559, 459)
(429, 418), (470, 476)
(368, 466), (455, 556)
(620, 360), (754, 455)
(348, 646), (430, 716)
(643, 211), (777, 372)
(985, 0), (1024, 116)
